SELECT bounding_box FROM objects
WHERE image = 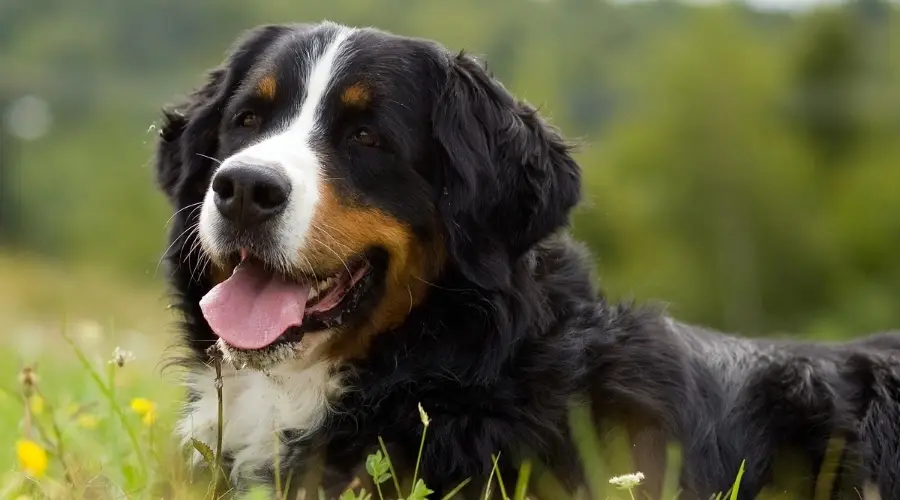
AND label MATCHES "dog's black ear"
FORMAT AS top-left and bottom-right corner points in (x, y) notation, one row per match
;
(155, 68), (222, 205)
(154, 24), (293, 206)
(432, 52), (582, 290)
